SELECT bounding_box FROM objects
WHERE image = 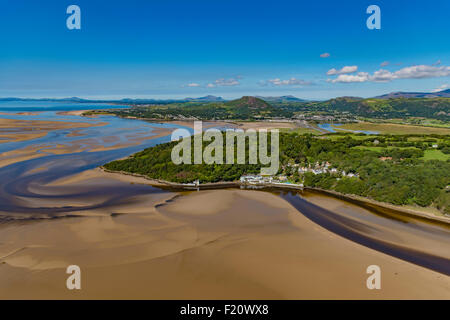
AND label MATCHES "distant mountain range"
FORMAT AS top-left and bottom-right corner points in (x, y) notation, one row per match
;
(0, 95), (305, 104)
(255, 95), (307, 103)
(0, 97), (90, 102)
(0, 95), (226, 104)
(374, 89), (450, 99)
(2, 89), (449, 122)
(185, 95), (225, 102)
(3, 90), (450, 104)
